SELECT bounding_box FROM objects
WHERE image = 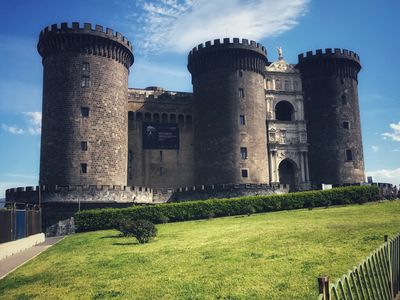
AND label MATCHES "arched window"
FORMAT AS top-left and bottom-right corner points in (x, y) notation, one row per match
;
(275, 101), (295, 121)
(144, 112), (151, 121)
(153, 113), (160, 122)
(170, 114), (176, 123)
(161, 113), (168, 122)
